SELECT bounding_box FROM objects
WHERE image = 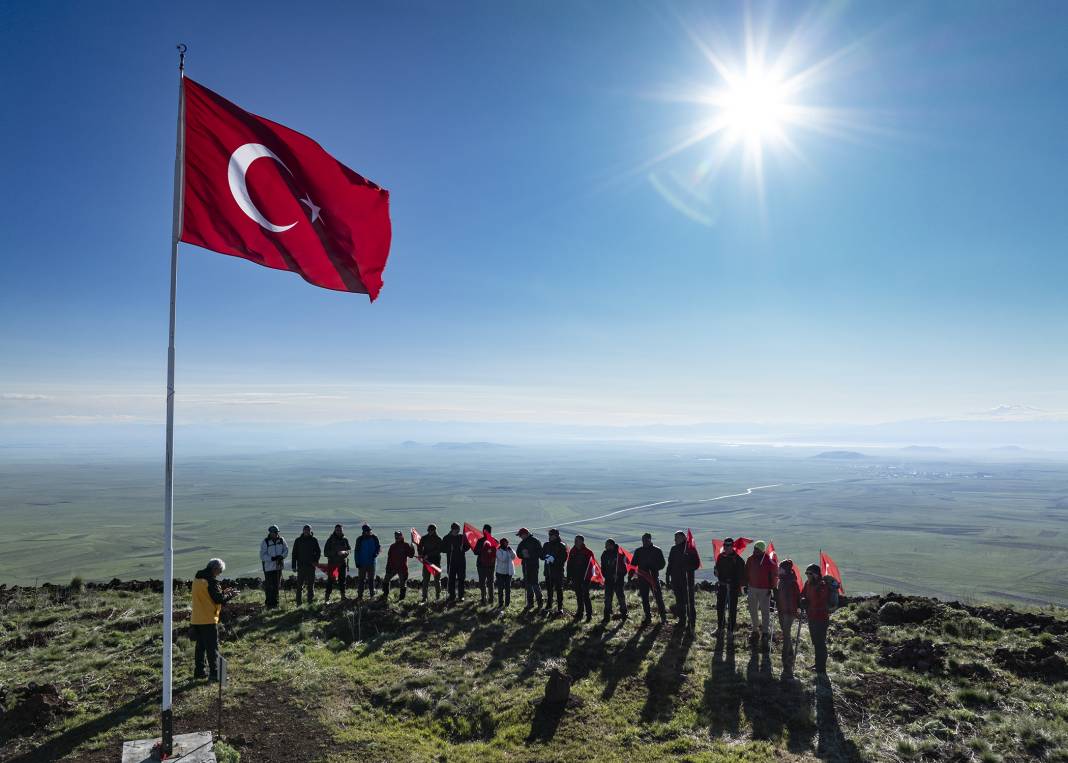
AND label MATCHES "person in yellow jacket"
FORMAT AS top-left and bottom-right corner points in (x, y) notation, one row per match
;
(191, 558), (232, 681)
